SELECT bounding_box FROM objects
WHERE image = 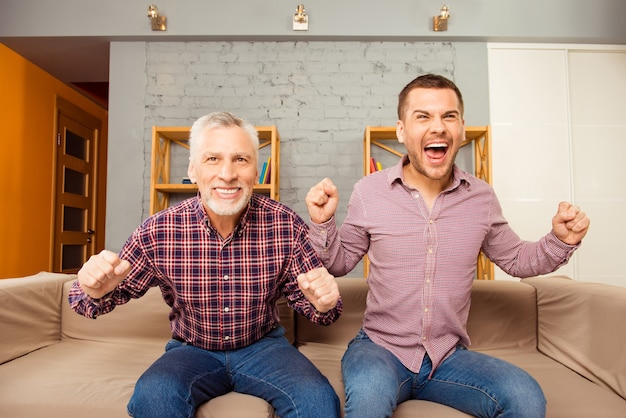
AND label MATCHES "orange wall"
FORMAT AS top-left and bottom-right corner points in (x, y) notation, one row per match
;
(0, 44), (108, 278)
